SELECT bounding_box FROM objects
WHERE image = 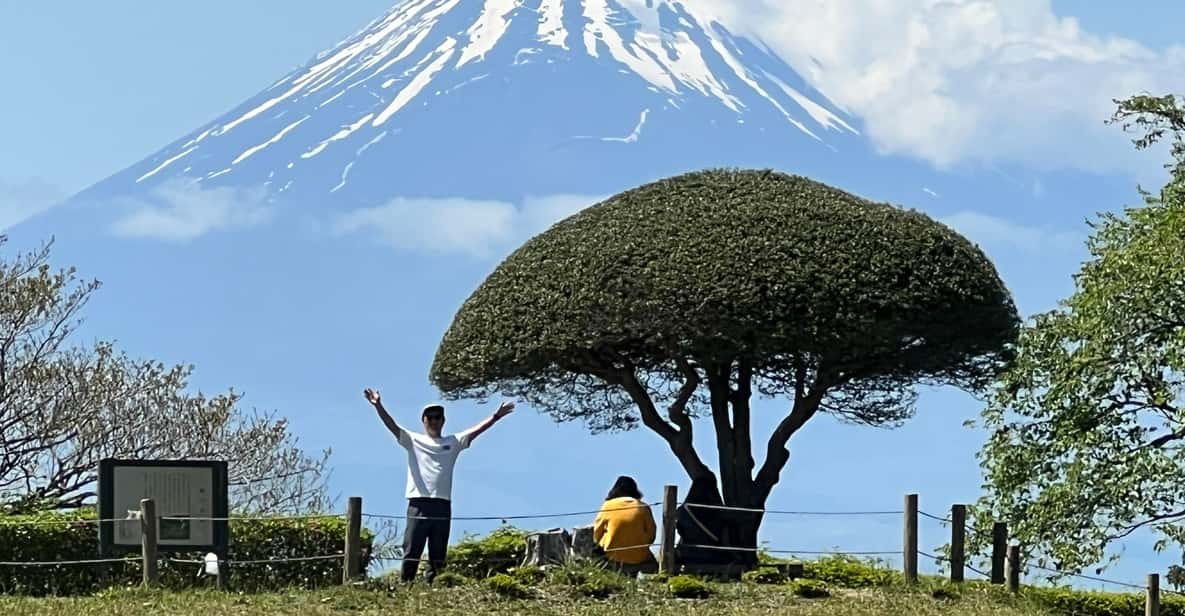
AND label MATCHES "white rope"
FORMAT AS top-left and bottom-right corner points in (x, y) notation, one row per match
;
(159, 513), (344, 522)
(0, 557), (135, 566)
(683, 503), (902, 516)
(168, 554), (343, 565)
(363, 502), (656, 522)
(680, 543), (898, 556)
